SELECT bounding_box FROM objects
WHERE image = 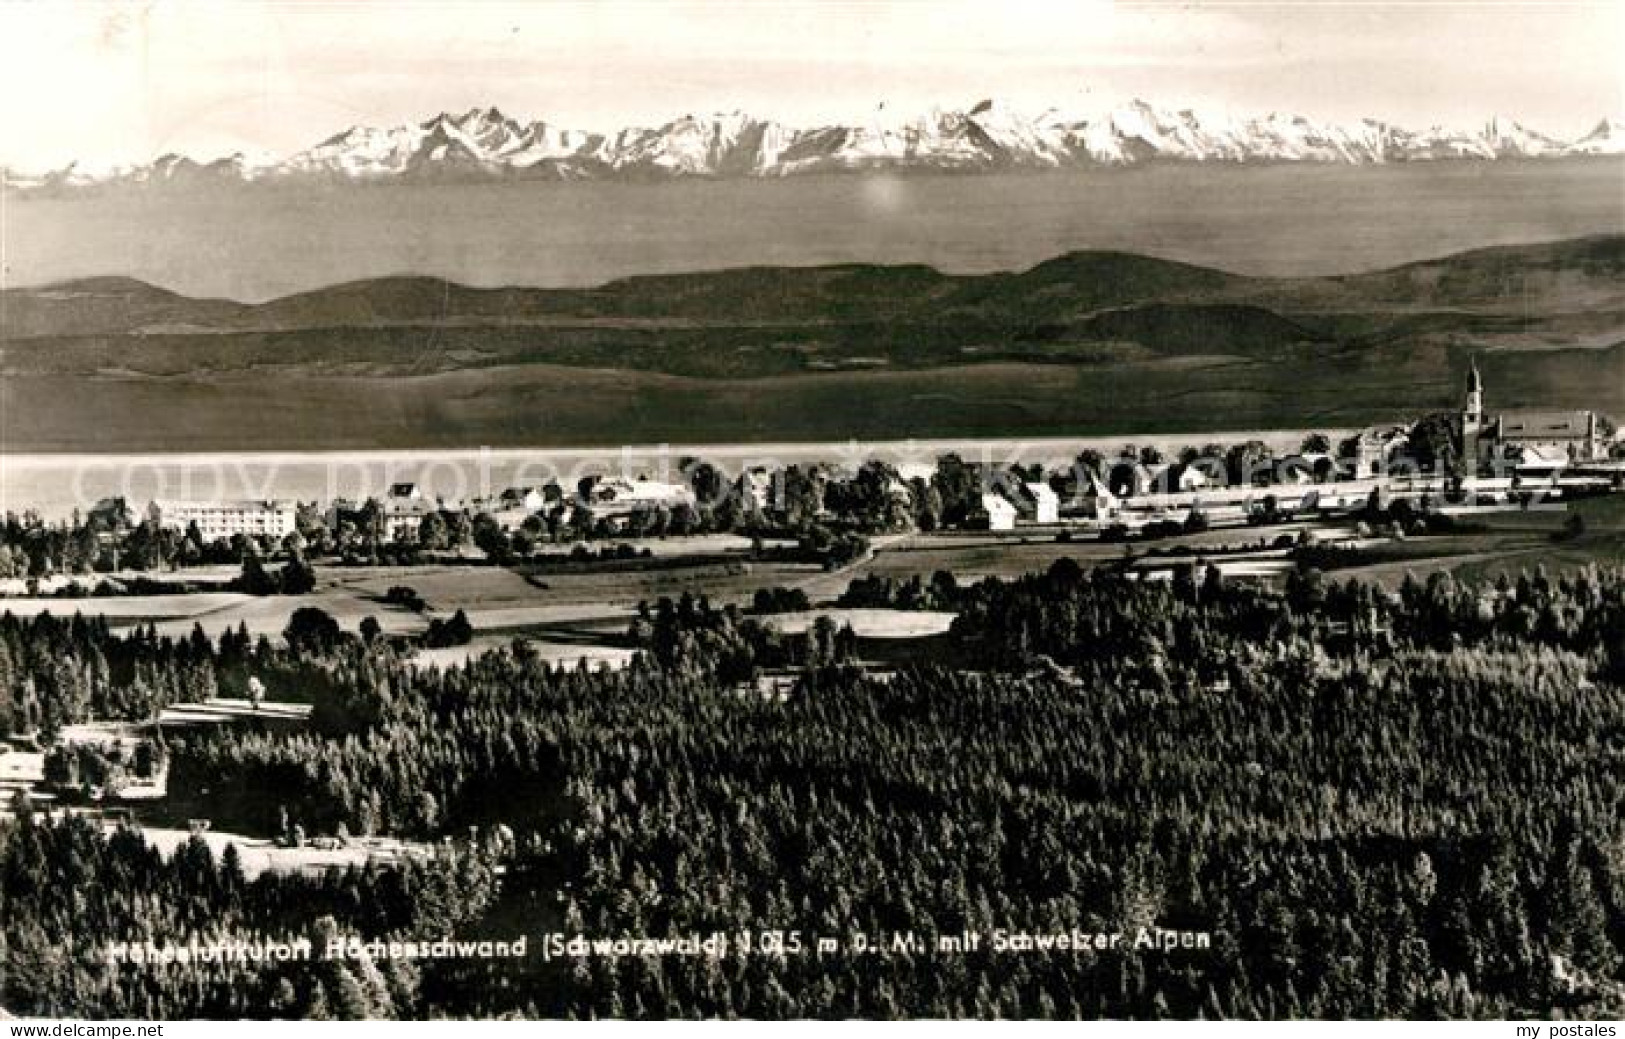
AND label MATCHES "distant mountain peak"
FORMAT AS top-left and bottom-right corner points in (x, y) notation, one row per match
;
(8, 100), (1621, 192)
